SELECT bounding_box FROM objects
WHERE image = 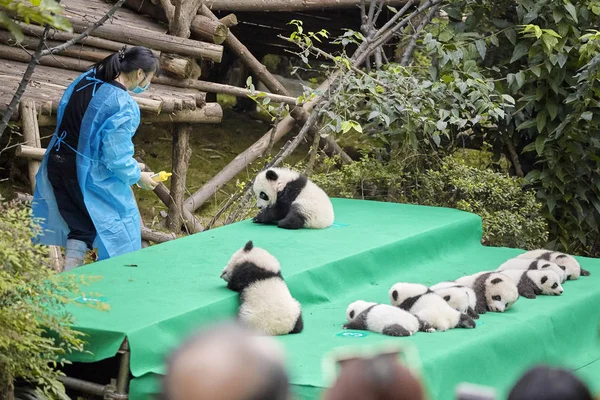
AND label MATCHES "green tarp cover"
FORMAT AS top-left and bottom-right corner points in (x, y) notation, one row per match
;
(66, 199), (600, 399)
